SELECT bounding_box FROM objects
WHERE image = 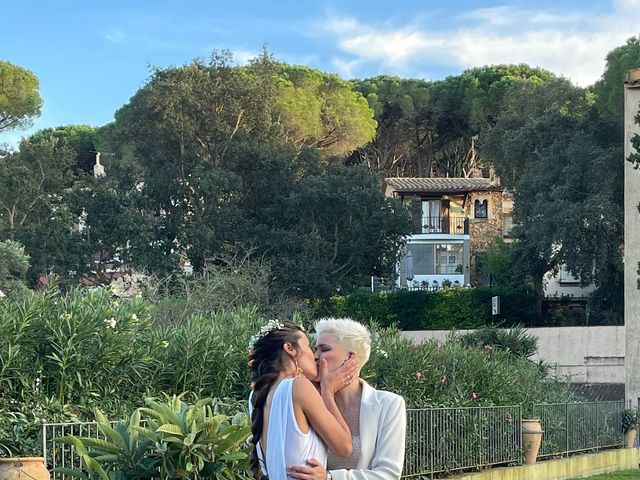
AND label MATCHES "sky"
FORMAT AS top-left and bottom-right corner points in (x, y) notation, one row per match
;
(1, 0), (639, 146)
